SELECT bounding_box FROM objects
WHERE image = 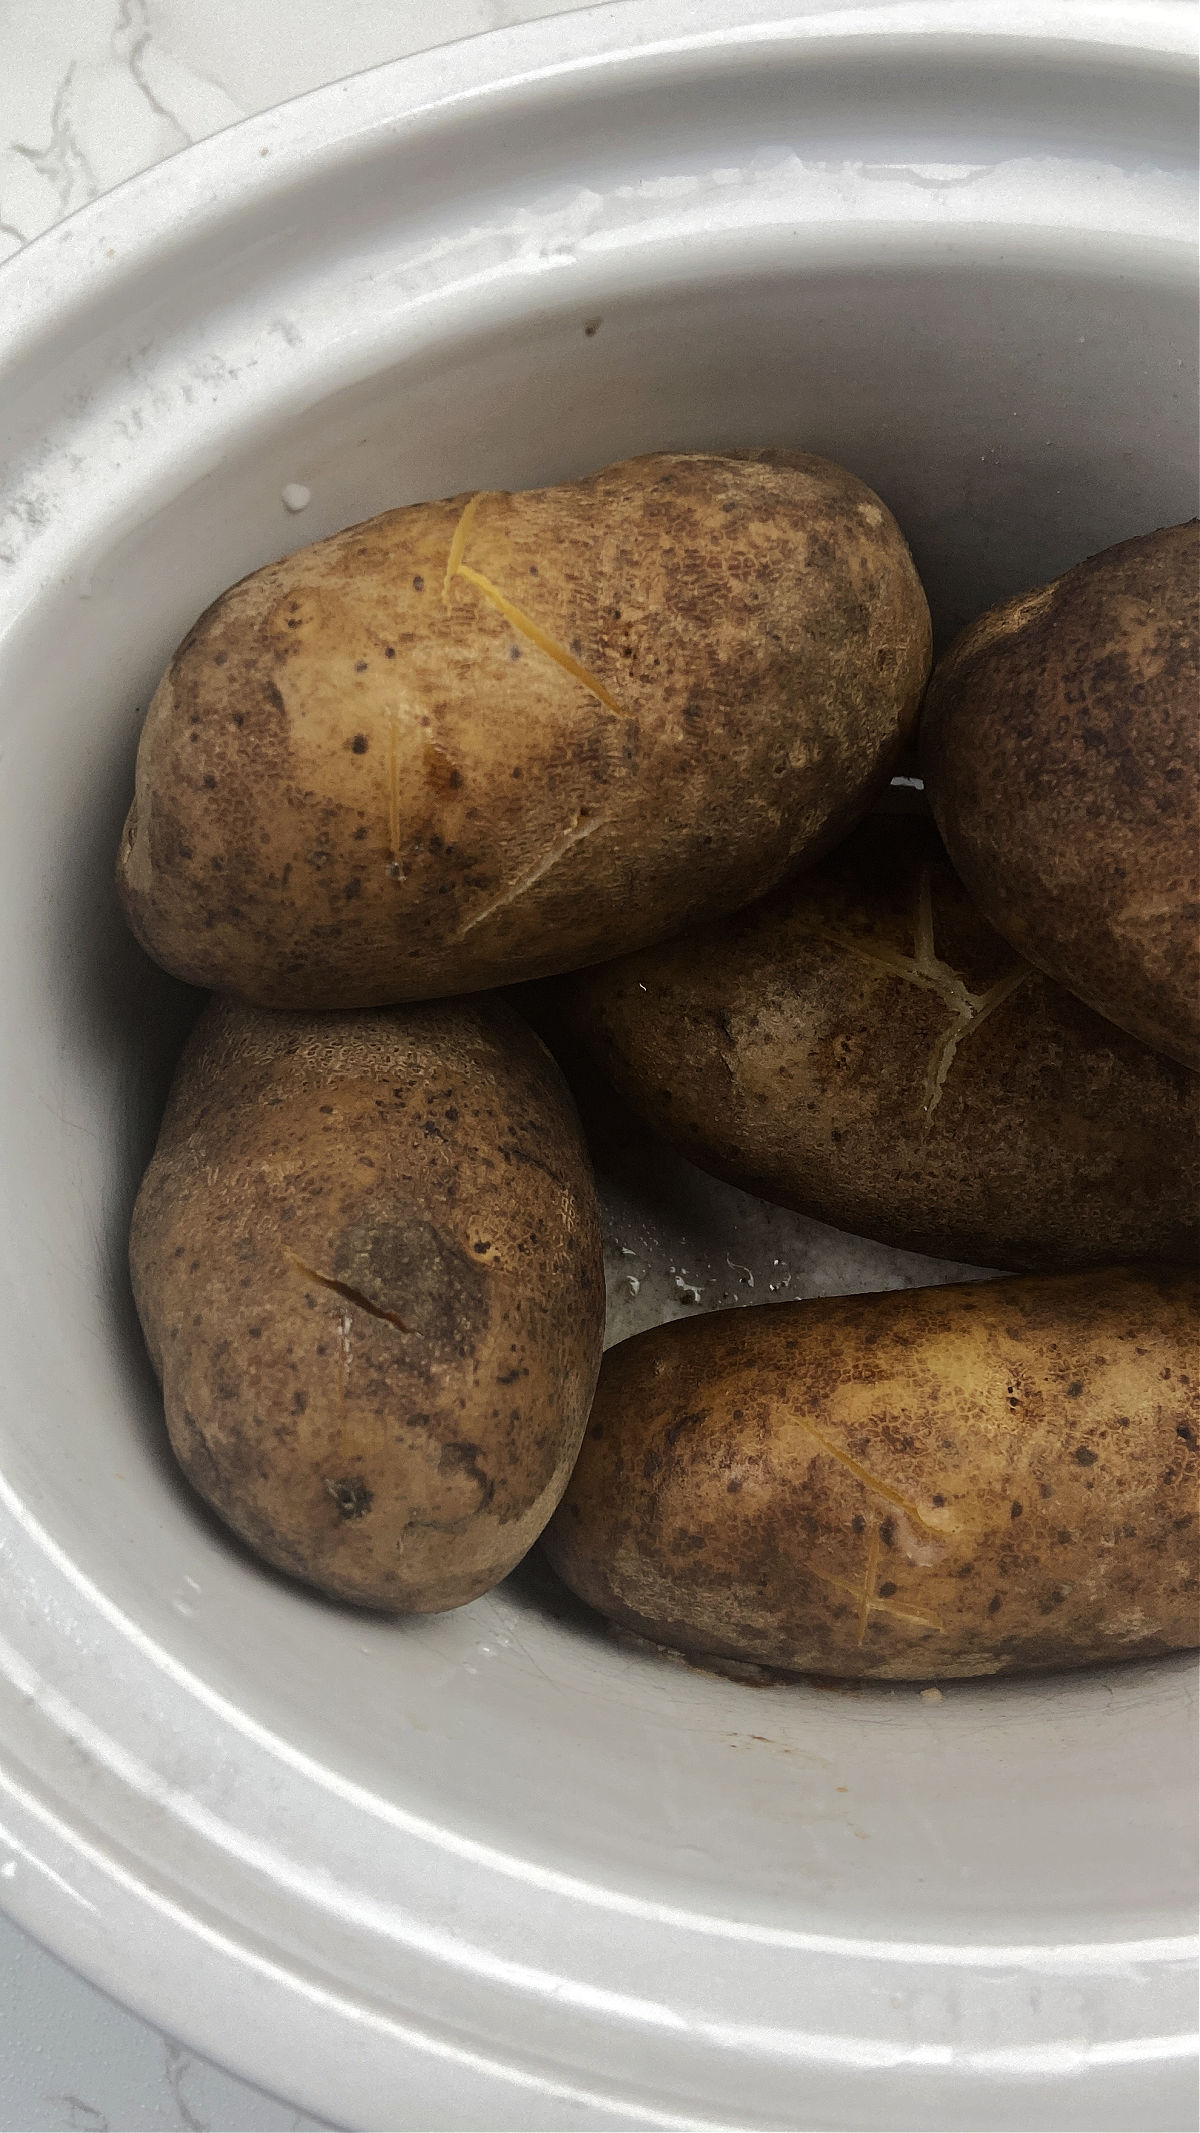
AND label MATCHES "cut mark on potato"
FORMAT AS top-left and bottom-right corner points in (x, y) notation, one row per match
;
(336, 1311), (351, 1433)
(456, 808), (608, 939)
(442, 489), (487, 602)
(793, 1412), (950, 1536)
(812, 1526), (945, 1642)
(856, 1527), (880, 1643)
(286, 1251), (408, 1332)
(920, 964), (1028, 1118)
(808, 865), (1028, 1118)
(443, 492), (629, 718)
(387, 703), (403, 877)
